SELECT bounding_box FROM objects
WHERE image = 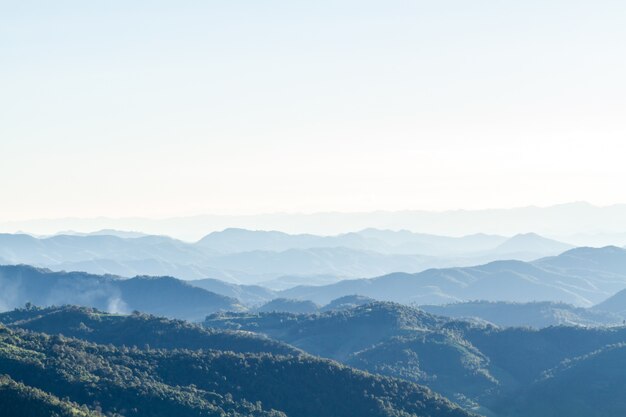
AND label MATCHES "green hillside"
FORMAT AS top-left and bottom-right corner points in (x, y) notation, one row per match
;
(0, 319), (473, 417)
